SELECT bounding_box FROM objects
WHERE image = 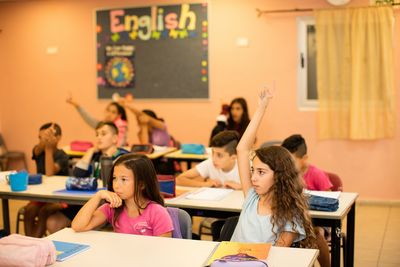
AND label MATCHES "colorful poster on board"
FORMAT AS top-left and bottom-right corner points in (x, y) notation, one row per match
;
(96, 3), (208, 99)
